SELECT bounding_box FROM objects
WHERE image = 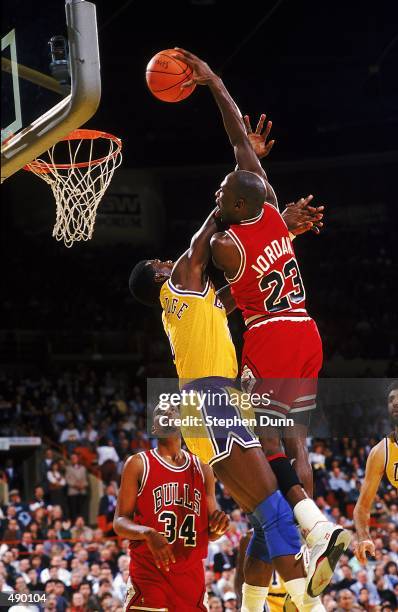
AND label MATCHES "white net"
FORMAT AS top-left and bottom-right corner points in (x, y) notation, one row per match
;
(25, 130), (122, 247)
